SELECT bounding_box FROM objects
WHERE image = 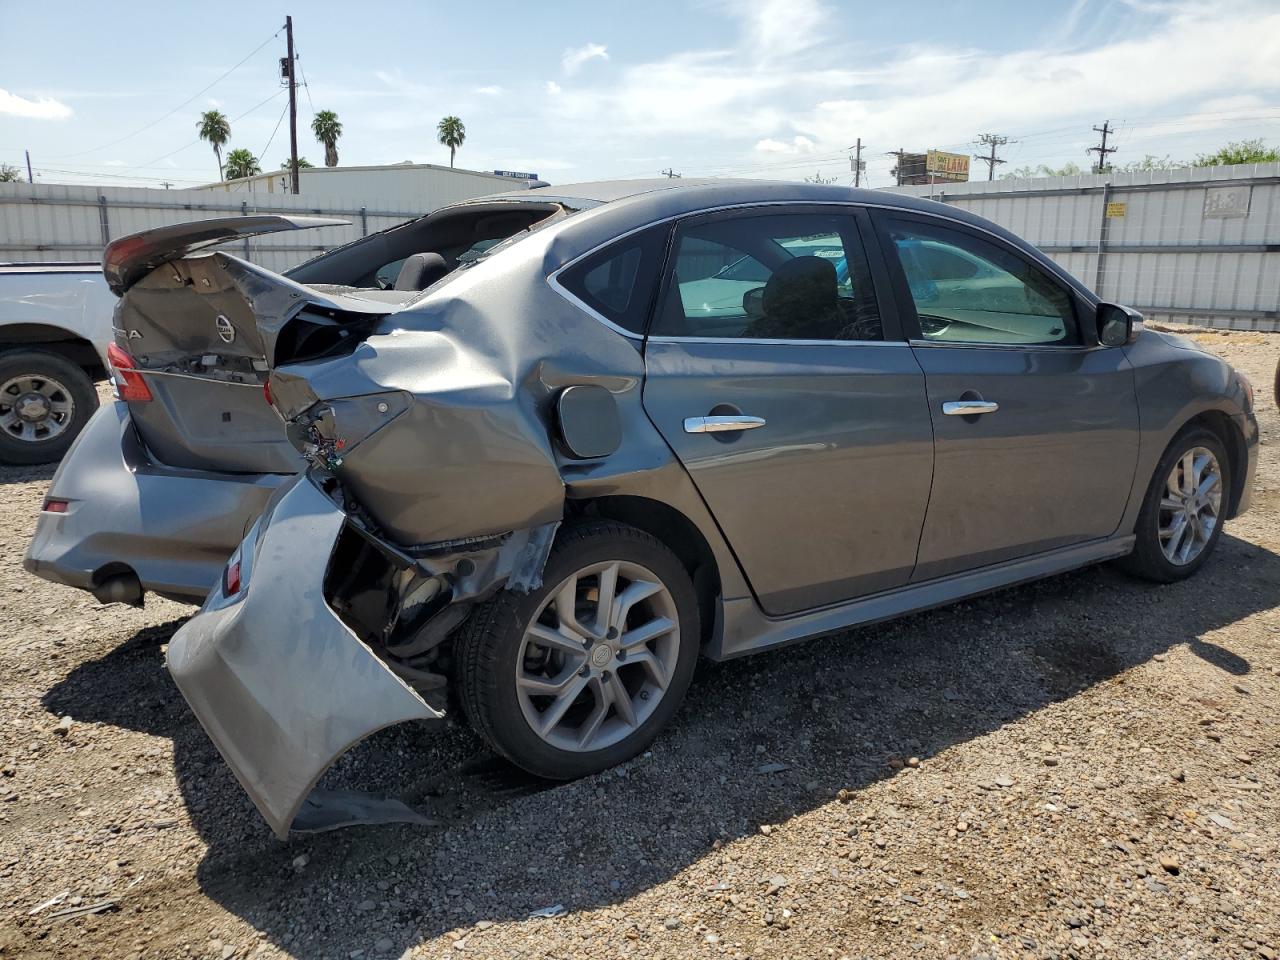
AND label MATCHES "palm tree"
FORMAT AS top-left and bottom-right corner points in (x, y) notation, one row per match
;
(281, 156), (314, 170)
(197, 110), (231, 181)
(437, 116), (466, 168)
(223, 148), (261, 181)
(311, 110), (343, 167)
